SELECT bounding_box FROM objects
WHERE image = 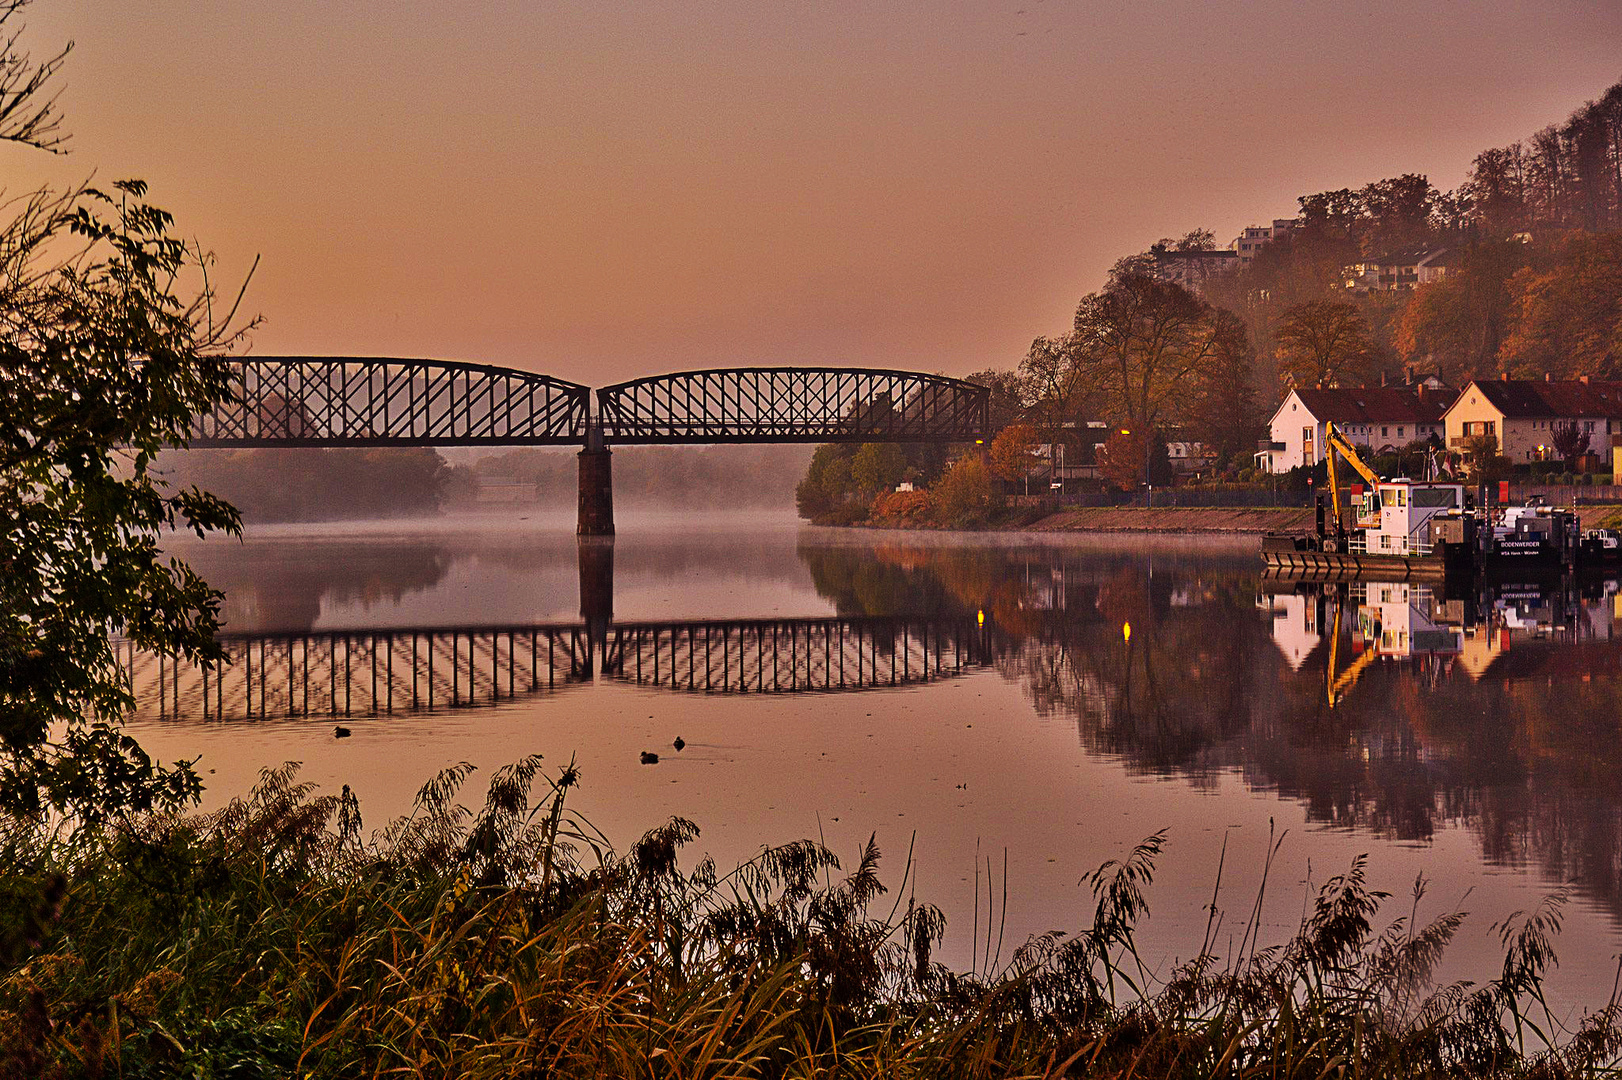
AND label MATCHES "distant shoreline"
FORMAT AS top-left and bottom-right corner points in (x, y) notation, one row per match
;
(816, 505), (1316, 536)
(814, 501), (1622, 537)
